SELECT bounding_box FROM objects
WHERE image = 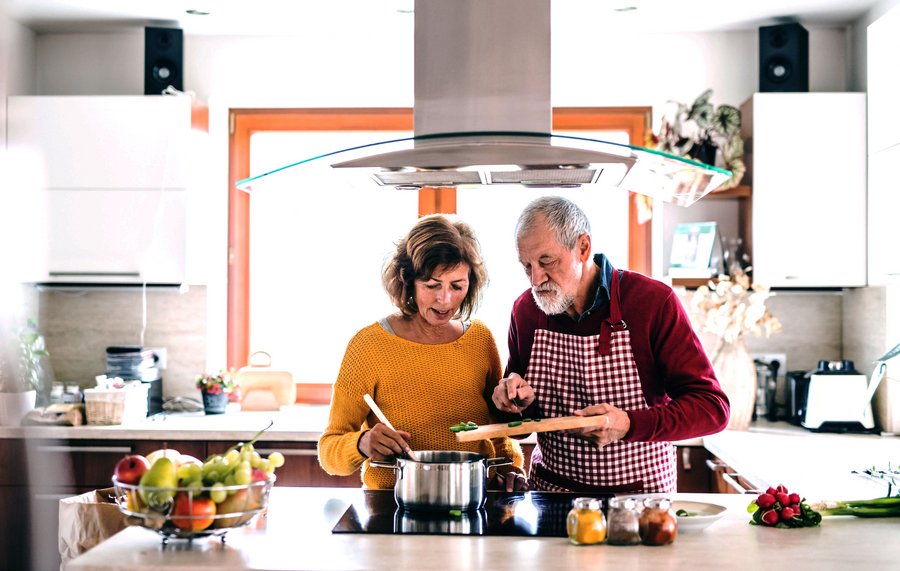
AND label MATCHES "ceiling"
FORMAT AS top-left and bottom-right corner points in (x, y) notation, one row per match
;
(4, 0), (885, 35)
